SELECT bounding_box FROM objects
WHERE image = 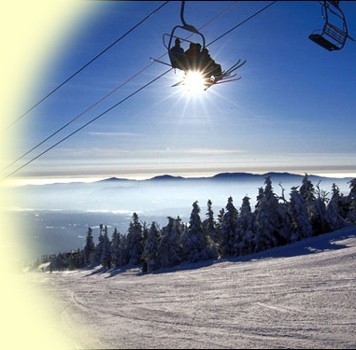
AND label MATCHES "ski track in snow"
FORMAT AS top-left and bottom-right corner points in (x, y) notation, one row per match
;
(30, 227), (356, 349)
